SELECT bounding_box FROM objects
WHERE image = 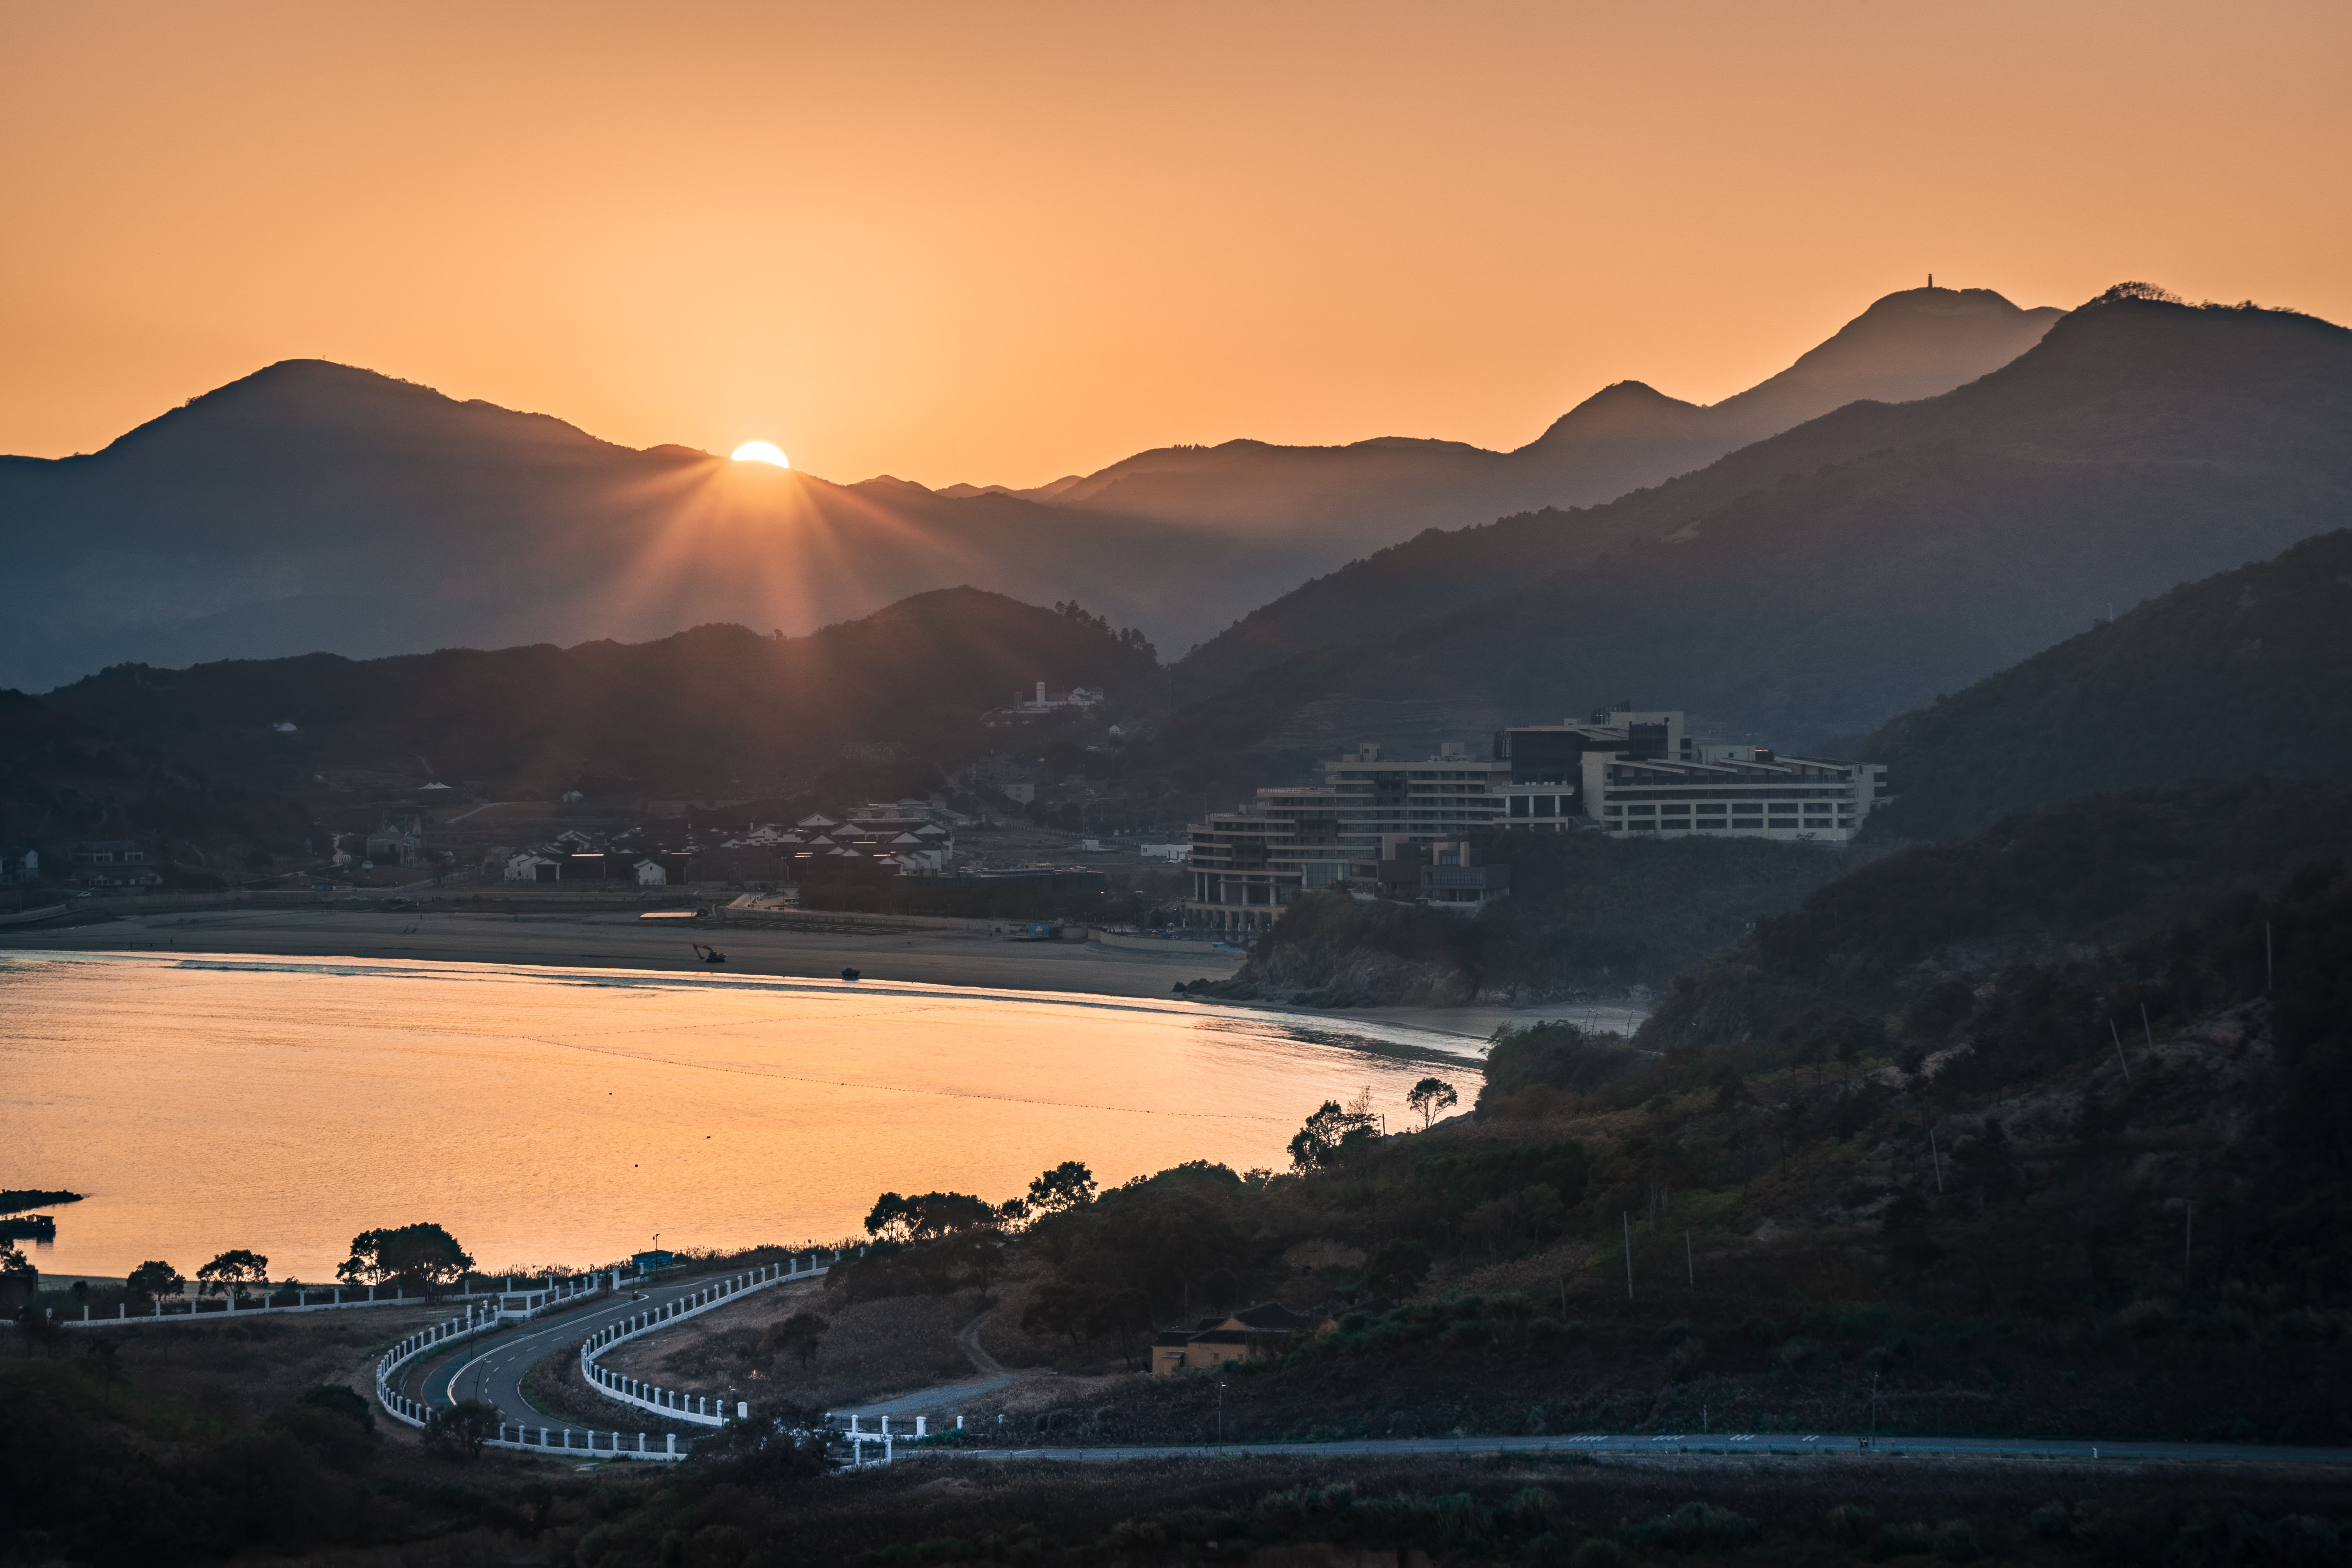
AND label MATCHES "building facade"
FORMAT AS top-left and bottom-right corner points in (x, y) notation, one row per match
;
(1185, 709), (1889, 929)
(1184, 743), (1509, 931)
